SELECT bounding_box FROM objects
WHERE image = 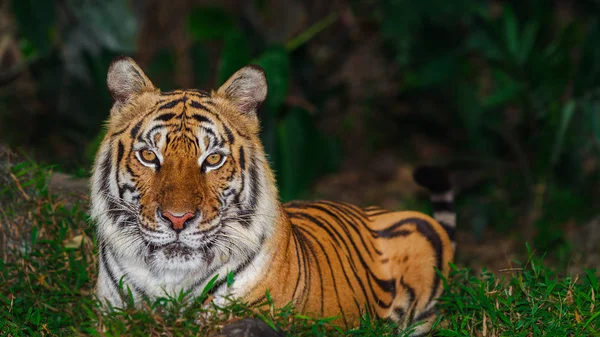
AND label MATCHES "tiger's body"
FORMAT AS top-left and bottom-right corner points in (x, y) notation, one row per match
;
(91, 57), (456, 336)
